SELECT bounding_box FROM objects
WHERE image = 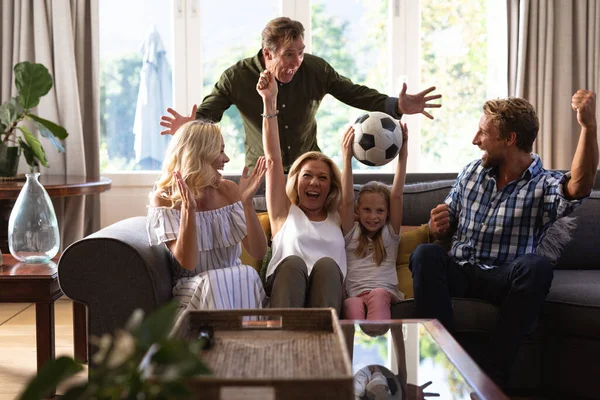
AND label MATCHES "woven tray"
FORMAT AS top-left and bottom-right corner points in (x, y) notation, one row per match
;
(166, 308), (353, 400)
